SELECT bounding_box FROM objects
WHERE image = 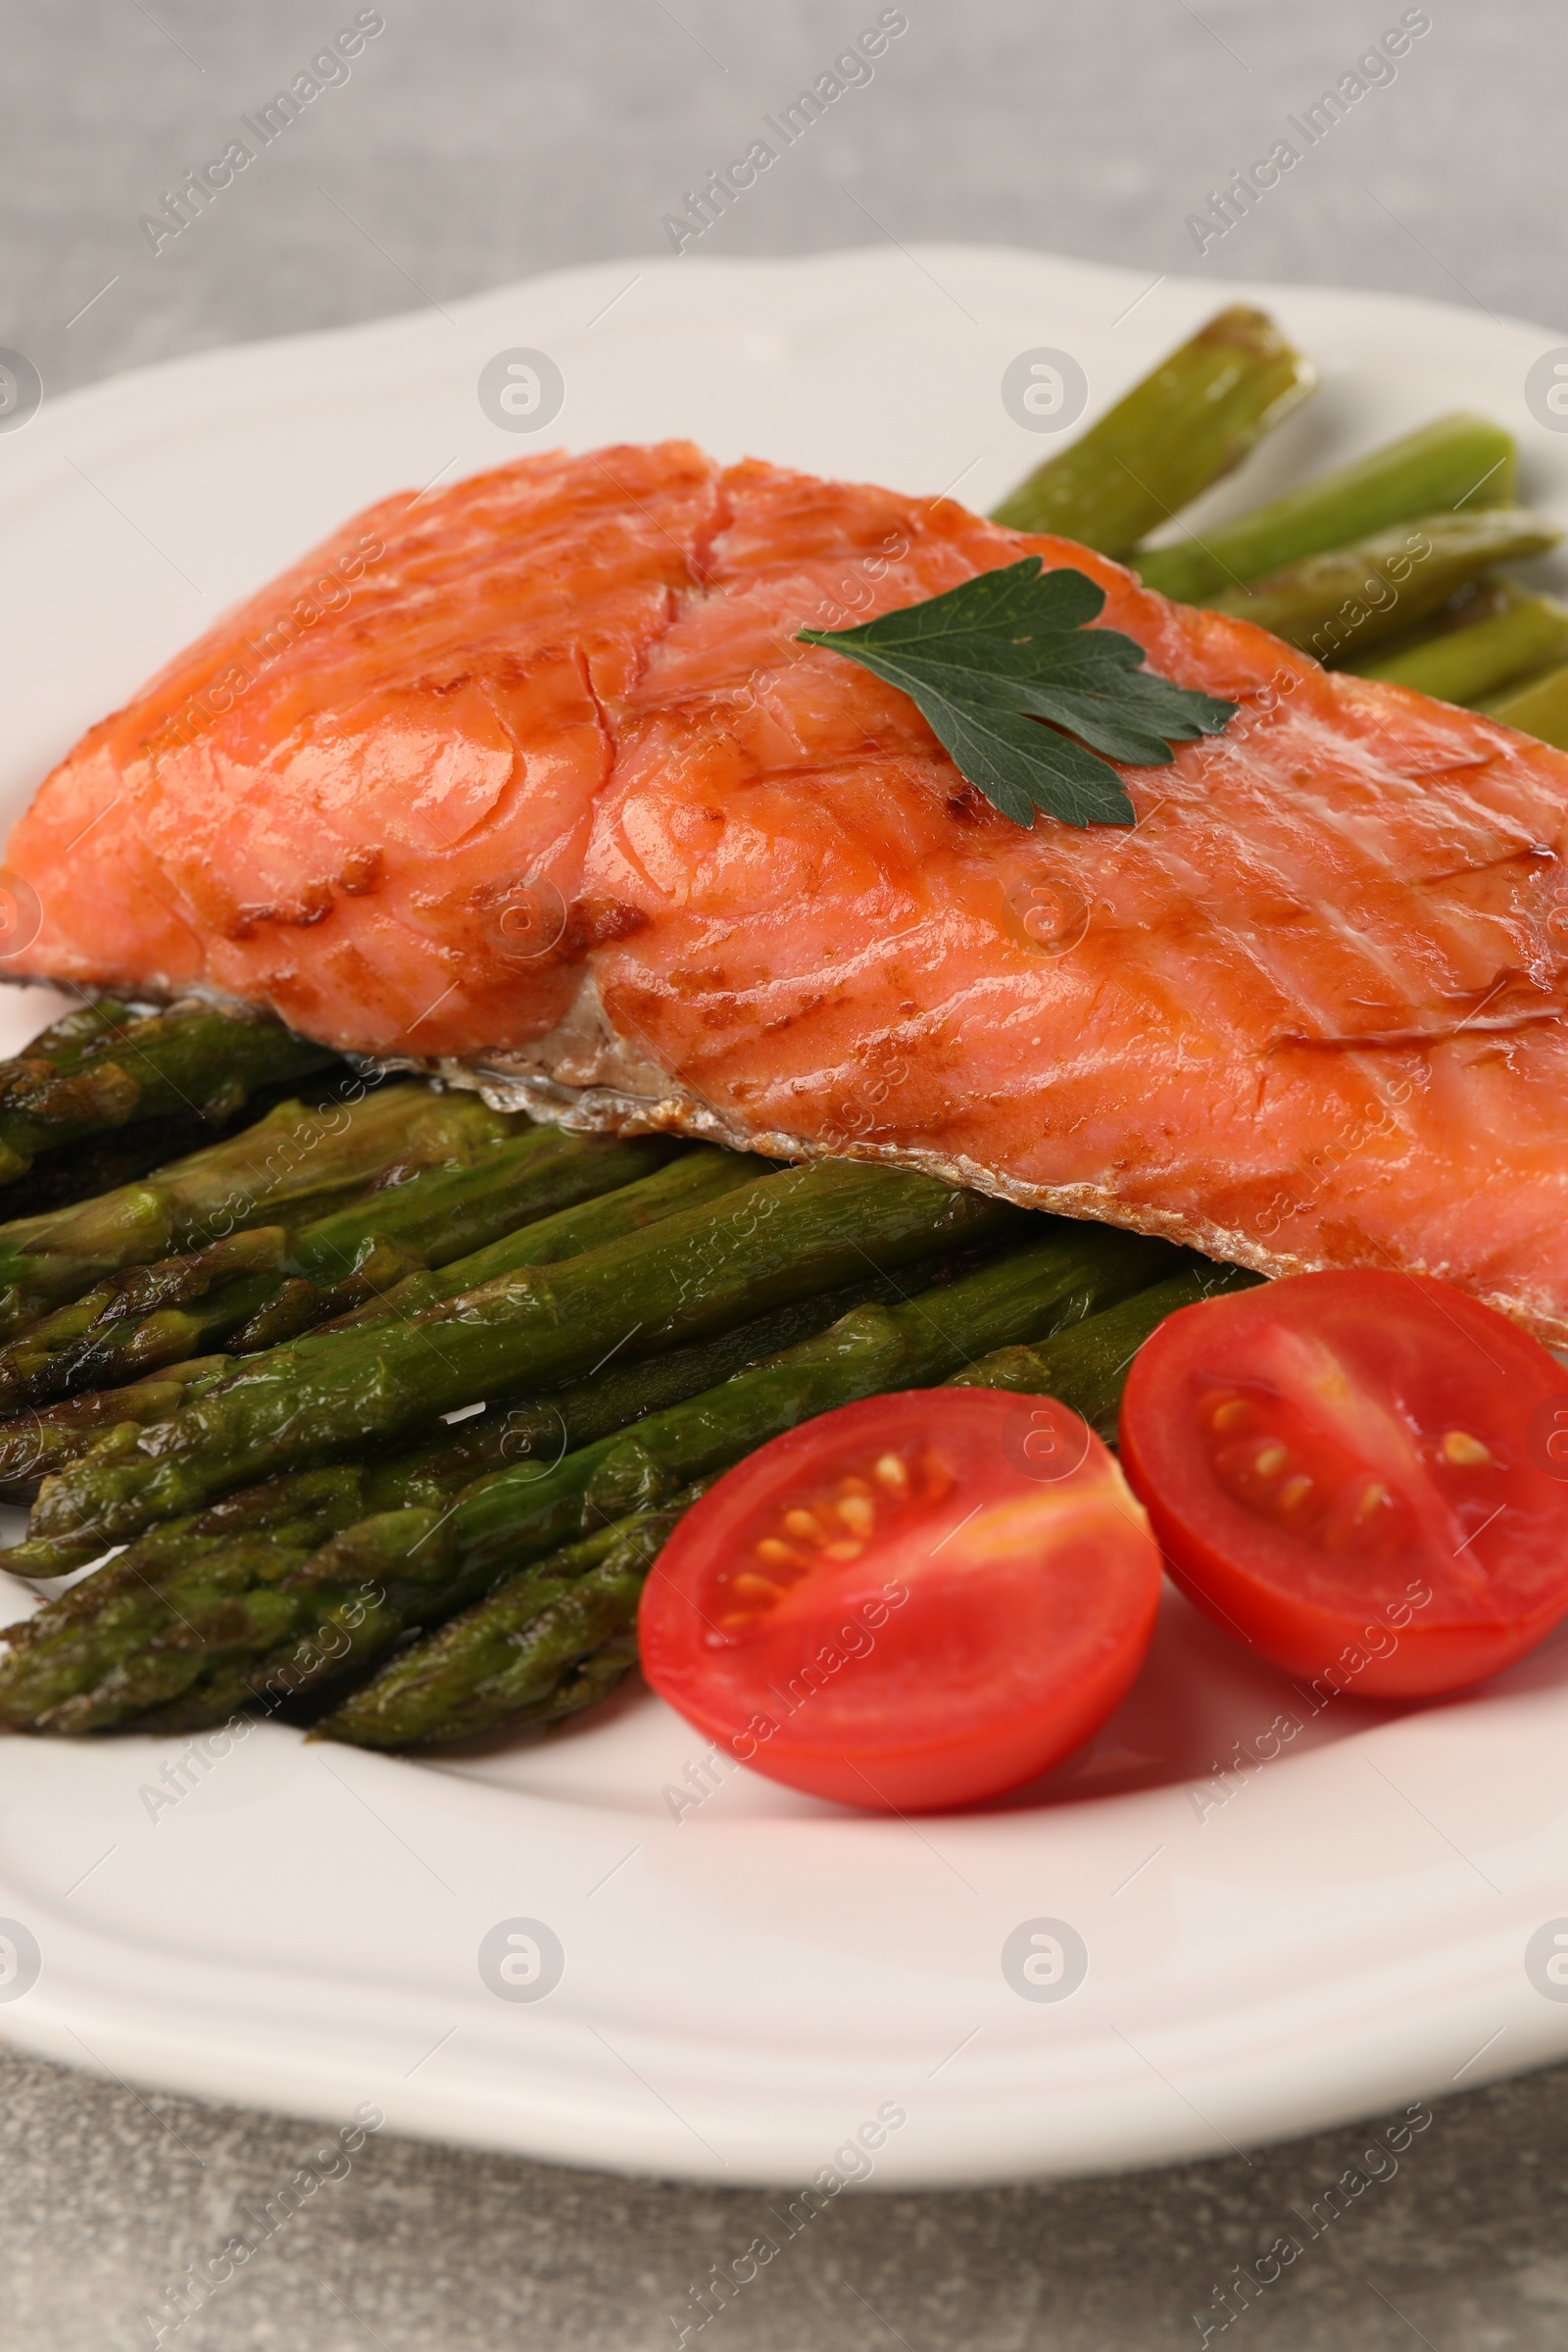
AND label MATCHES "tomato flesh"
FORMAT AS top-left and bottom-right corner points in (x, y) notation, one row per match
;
(1119, 1269), (1568, 1697)
(639, 1389), (1163, 1812)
